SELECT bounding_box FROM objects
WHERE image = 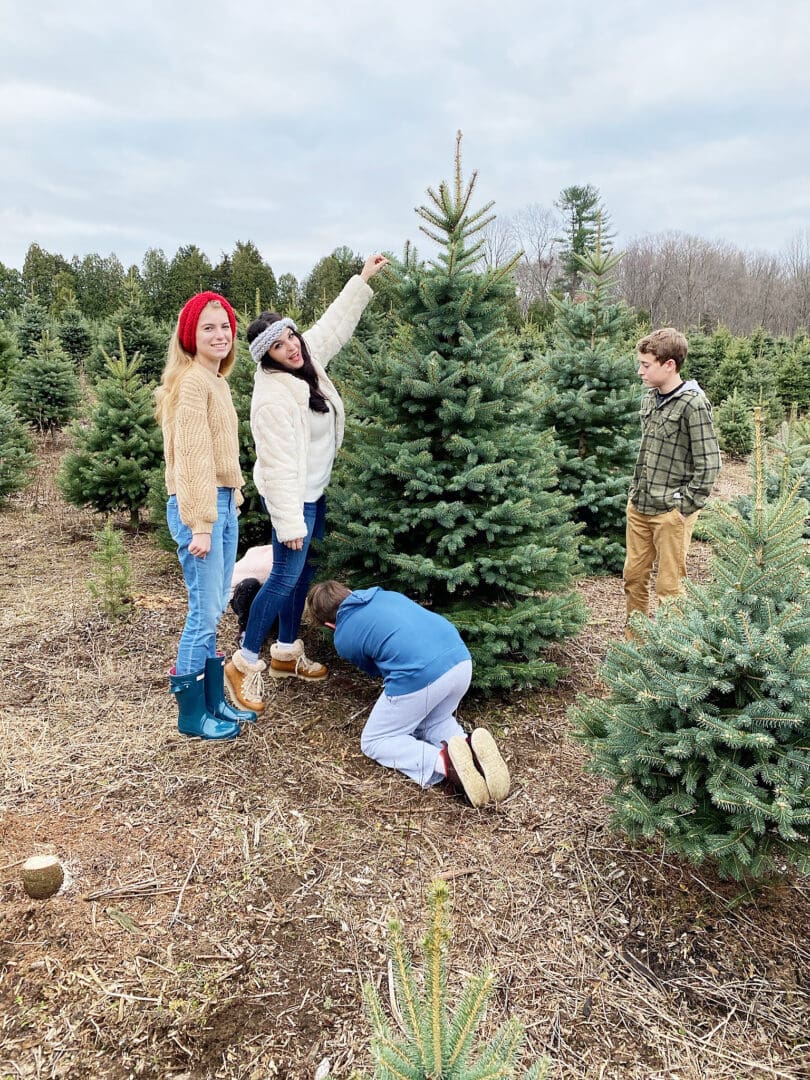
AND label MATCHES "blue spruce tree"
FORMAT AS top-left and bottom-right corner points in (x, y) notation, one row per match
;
(538, 230), (640, 573)
(321, 134), (585, 692)
(571, 411), (810, 879)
